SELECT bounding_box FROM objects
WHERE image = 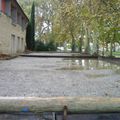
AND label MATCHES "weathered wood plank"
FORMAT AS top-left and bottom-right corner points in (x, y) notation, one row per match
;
(0, 97), (120, 113)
